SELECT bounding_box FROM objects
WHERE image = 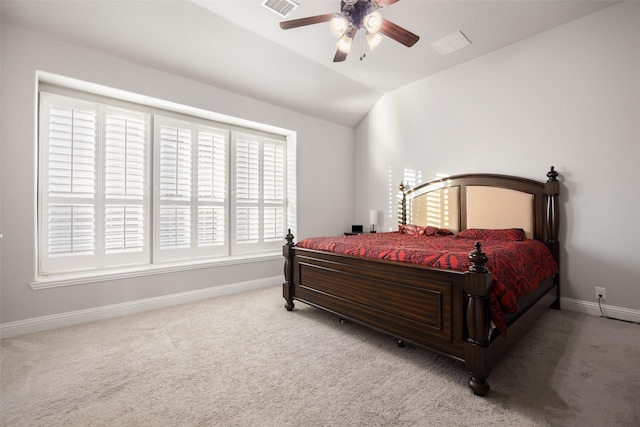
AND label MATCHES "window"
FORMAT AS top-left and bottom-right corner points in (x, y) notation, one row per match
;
(38, 89), (295, 277)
